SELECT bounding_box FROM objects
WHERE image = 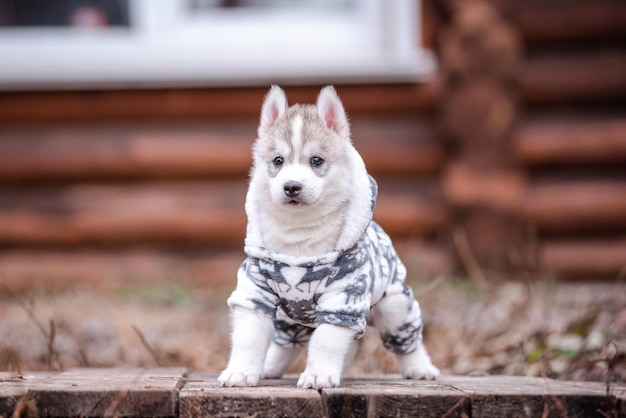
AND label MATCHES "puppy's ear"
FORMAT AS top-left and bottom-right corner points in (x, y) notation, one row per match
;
(259, 85), (288, 137)
(316, 86), (350, 139)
